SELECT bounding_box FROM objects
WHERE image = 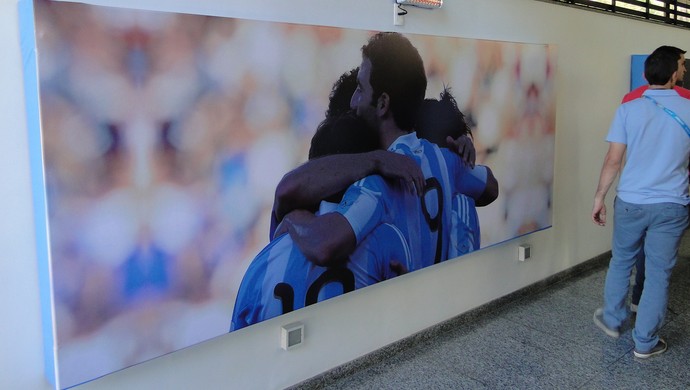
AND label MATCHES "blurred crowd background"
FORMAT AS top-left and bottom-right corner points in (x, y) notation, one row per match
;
(33, 1), (555, 386)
